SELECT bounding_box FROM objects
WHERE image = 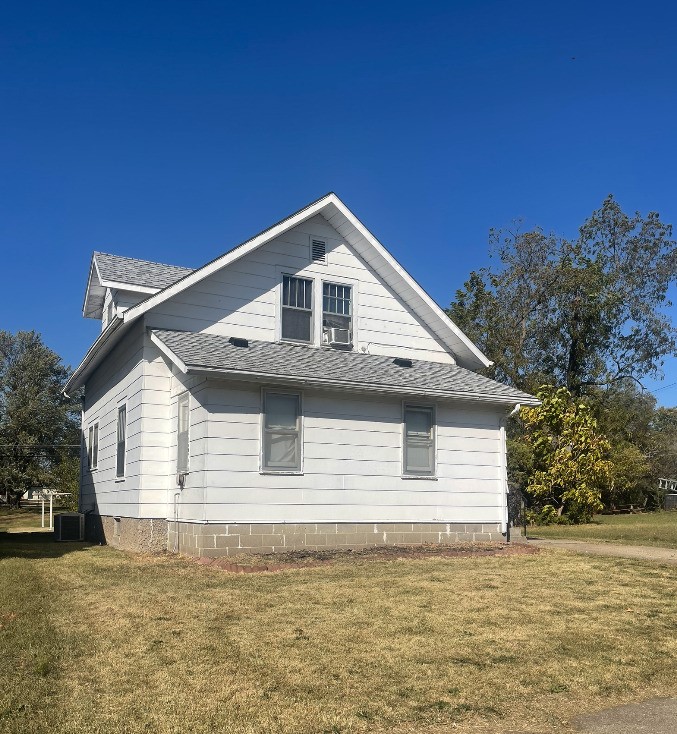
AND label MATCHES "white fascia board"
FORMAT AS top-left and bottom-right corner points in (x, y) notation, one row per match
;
(148, 331), (188, 373)
(64, 316), (126, 396)
(327, 198), (492, 370)
(99, 280), (159, 295)
(185, 365), (539, 406)
(122, 195), (335, 324)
